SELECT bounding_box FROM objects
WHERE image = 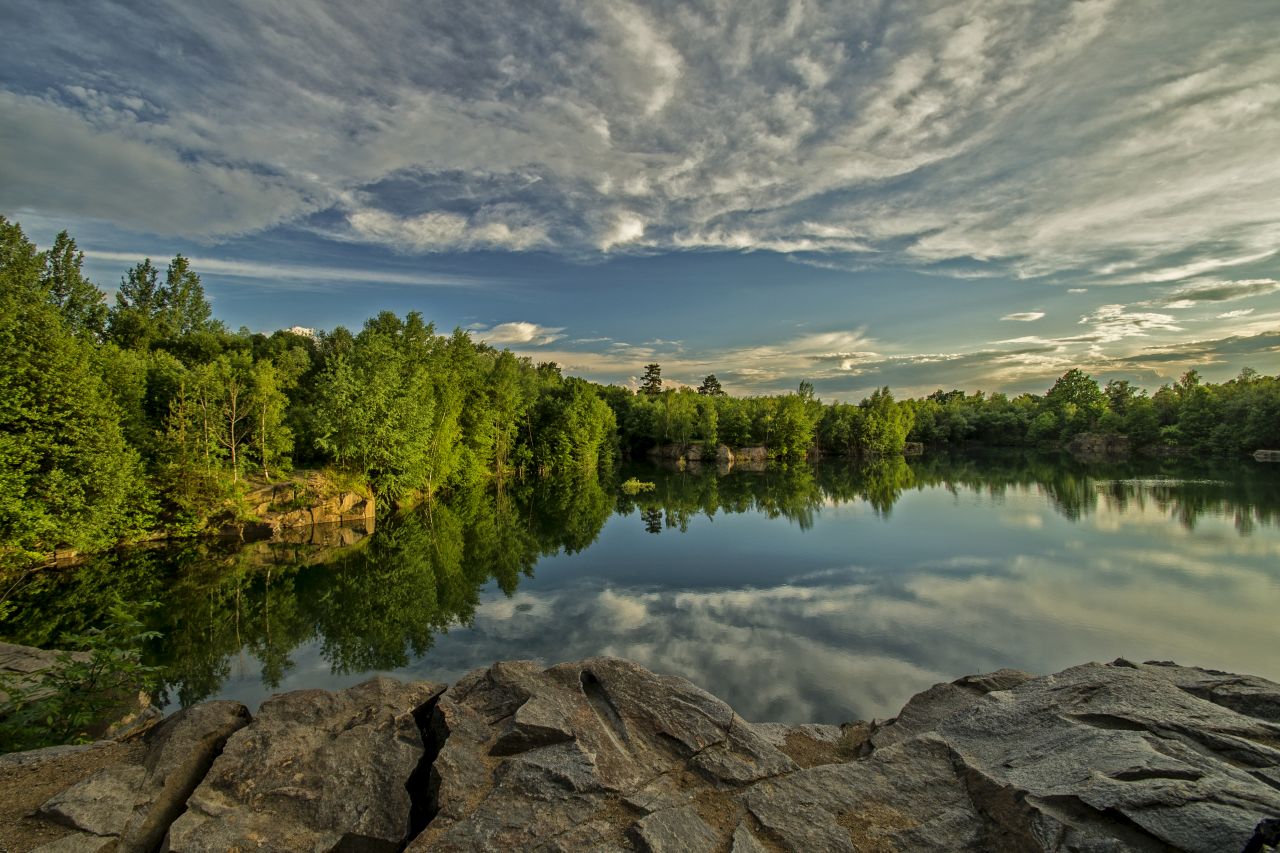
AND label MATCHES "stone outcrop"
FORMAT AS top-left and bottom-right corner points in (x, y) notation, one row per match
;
(167, 677), (442, 852)
(259, 490), (376, 532)
(6, 658), (1280, 852)
(647, 443), (736, 467)
(1066, 431), (1131, 460)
